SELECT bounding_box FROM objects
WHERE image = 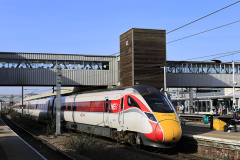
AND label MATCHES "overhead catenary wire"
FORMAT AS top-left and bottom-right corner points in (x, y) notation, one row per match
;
(54, 11), (238, 68)
(119, 1), (240, 50)
(203, 51), (240, 62)
(128, 19), (240, 56)
(166, 19), (240, 44)
(61, 20), (240, 79)
(166, 0), (240, 34)
(182, 50), (240, 61)
(57, 1), (240, 75)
